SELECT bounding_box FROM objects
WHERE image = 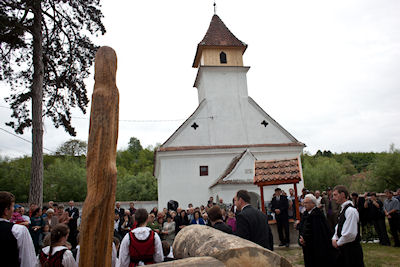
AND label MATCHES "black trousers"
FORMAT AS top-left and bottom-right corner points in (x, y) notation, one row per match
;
(67, 229), (78, 249)
(276, 216), (290, 244)
(372, 218), (390, 246)
(388, 213), (400, 246)
(338, 241), (364, 267)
